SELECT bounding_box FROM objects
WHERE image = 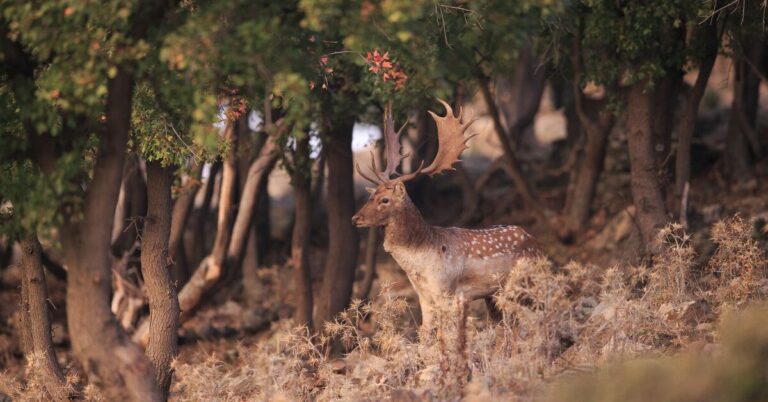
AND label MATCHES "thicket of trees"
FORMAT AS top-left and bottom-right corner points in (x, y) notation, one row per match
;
(1, 0), (766, 400)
